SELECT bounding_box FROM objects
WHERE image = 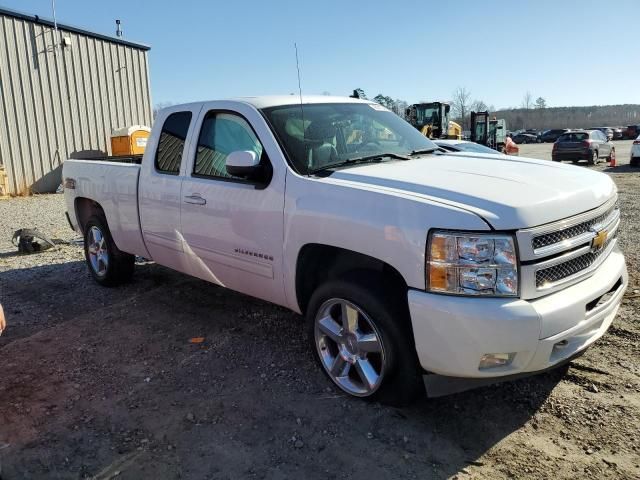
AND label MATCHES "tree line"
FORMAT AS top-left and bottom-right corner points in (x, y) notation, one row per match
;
(495, 104), (640, 131)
